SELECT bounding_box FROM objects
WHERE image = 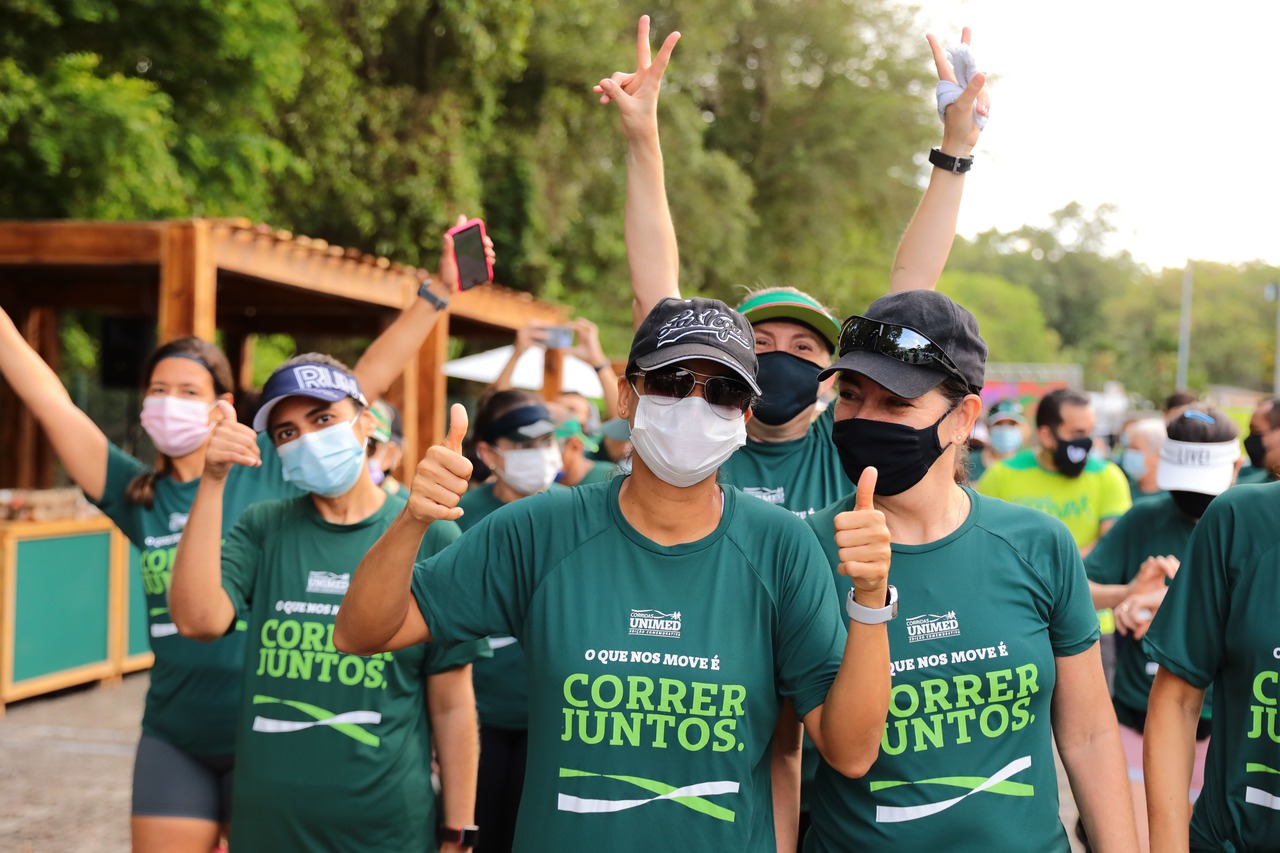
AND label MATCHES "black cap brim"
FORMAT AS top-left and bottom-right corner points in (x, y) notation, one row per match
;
(634, 343), (763, 395)
(817, 350), (949, 399)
